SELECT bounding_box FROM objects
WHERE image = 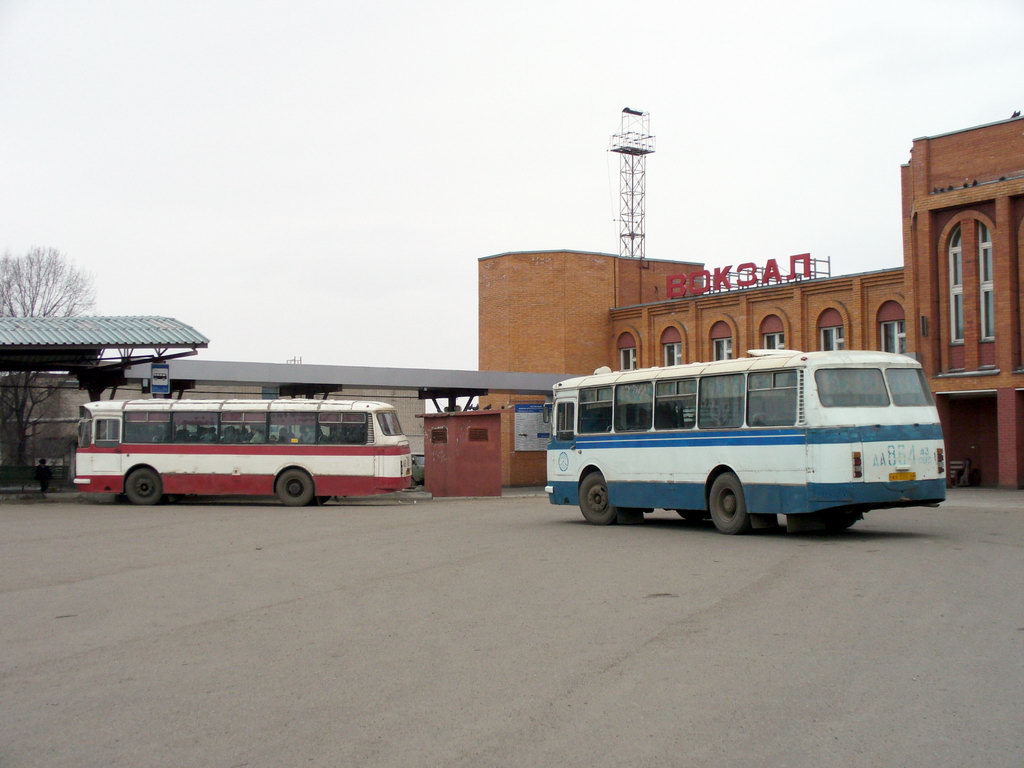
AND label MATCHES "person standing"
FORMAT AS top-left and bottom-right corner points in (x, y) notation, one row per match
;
(34, 458), (53, 496)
